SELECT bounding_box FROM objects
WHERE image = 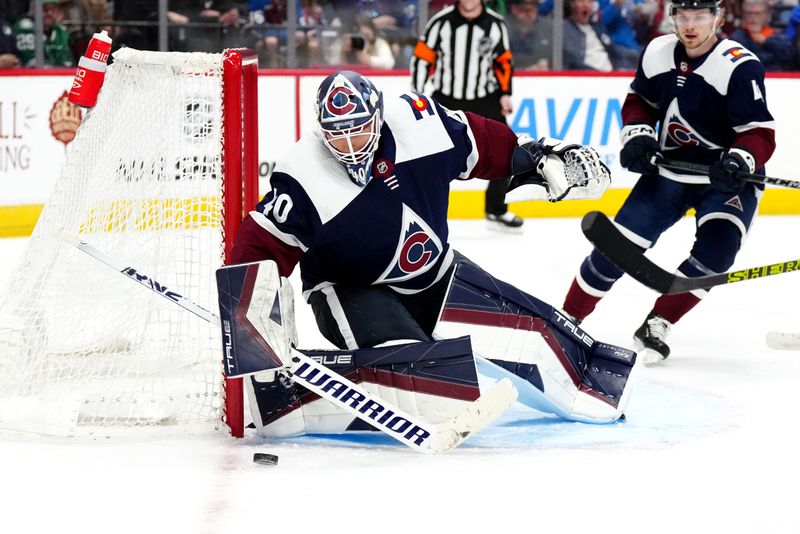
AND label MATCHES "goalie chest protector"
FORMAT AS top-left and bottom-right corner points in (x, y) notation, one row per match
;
(255, 92), (481, 295)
